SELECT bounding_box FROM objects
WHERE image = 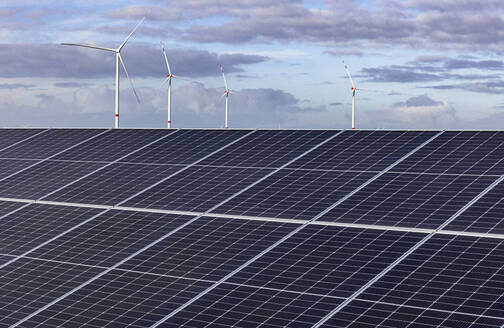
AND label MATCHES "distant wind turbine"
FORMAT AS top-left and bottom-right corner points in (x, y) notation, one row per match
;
(160, 42), (196, 129)
(62, 15), (147, 128)
(220, 64), (233, 129)
(343, 61), (357, 130)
